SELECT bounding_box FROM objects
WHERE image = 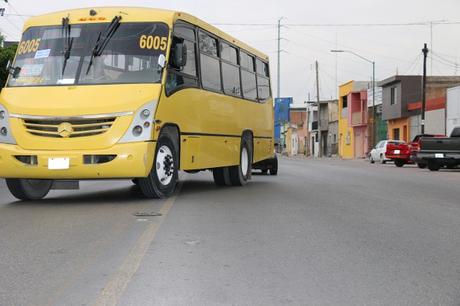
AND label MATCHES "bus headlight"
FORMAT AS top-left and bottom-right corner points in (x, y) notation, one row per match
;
(0, 104), (16, 144)
(119, 101), (156, 143)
